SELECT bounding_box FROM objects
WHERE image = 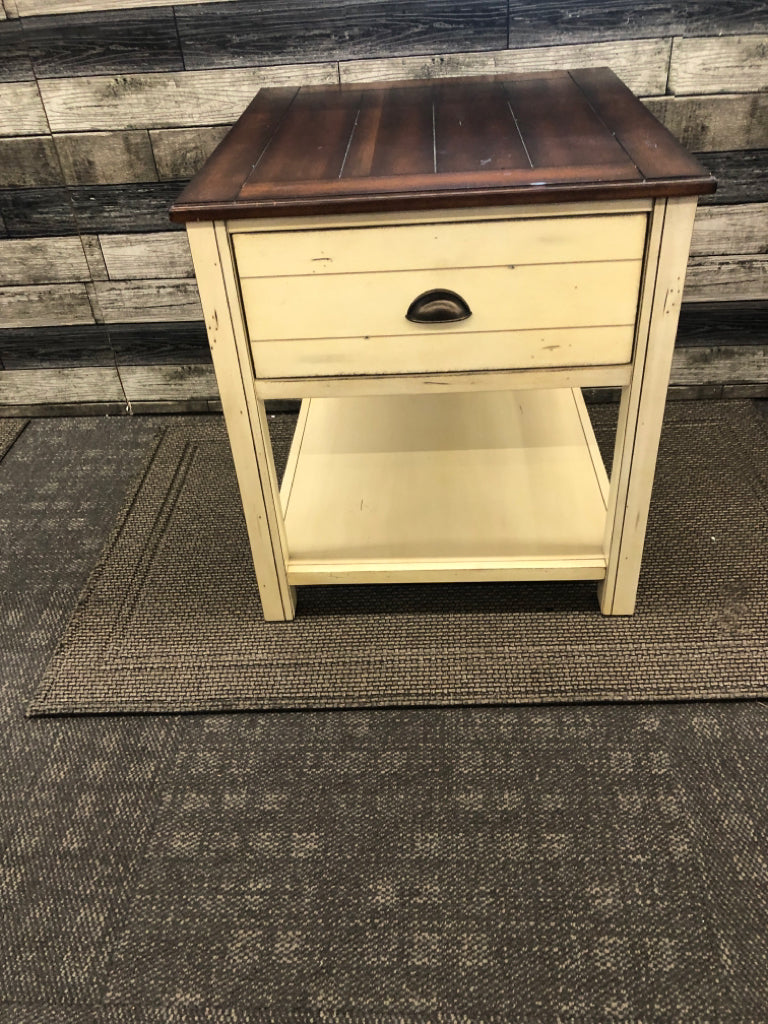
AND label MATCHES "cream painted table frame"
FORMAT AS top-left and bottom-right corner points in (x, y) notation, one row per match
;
(185, 195), (697, 621)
